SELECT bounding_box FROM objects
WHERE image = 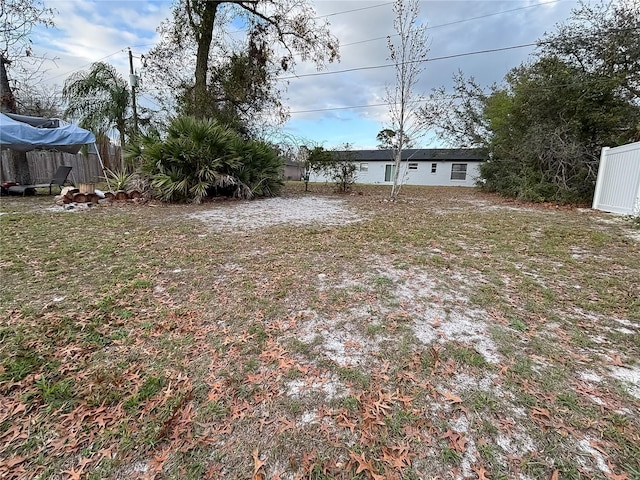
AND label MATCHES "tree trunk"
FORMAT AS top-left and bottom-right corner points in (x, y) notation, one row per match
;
(118, 122), (126, 171)
(0, 55), (17, 113)
(2, 55), (33, 185)
(10, 151), (31, 185)
(193, 1), (220, 119)
(390, 149), (402, 200)
(98, 140), (113, 170)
